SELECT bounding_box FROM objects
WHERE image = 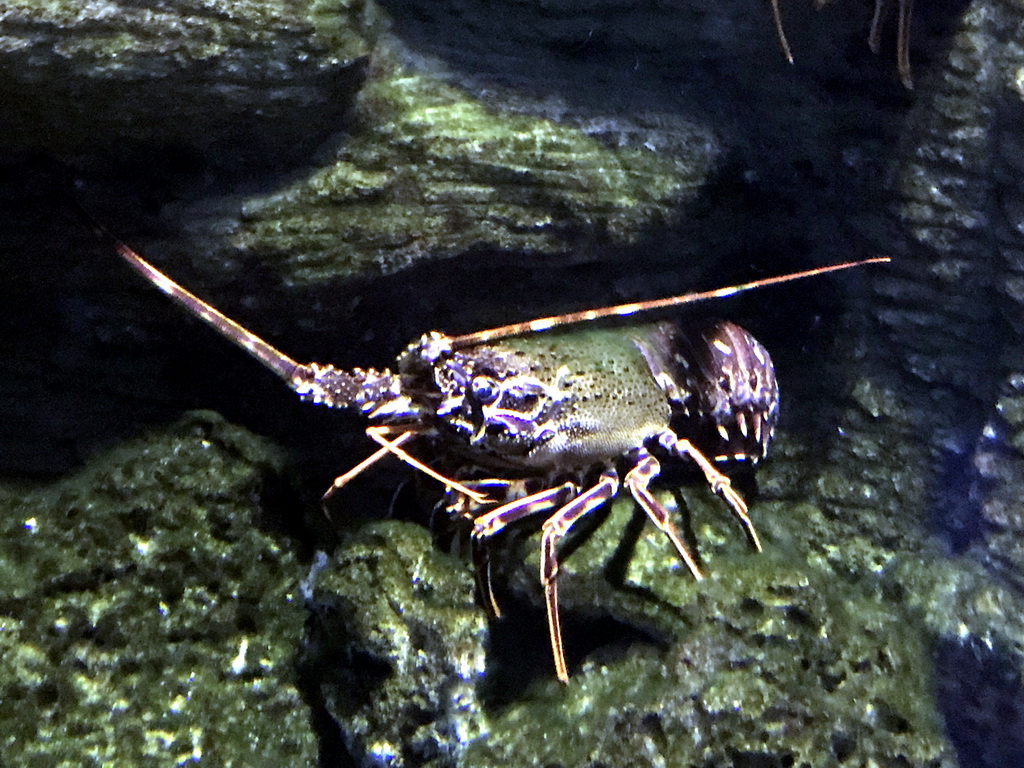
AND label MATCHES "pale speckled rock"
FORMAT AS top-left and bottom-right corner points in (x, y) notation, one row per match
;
(859, 4), (1024, 756)
(0, 412), (315, 768)
(226, 55), (713, 284)
(300, 523), (488, 767)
